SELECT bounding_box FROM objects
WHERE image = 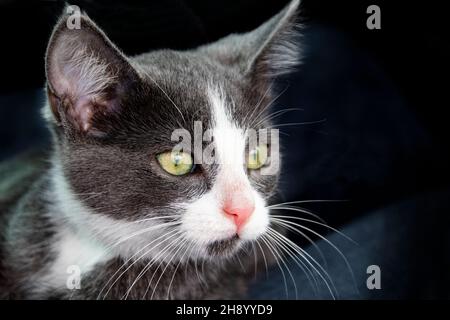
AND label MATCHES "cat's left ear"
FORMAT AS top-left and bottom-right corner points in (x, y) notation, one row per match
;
(200, 0), (301, 81)
(45, 10), (140, 135)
